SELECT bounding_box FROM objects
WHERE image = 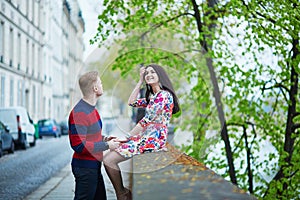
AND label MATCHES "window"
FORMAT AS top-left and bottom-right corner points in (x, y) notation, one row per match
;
(43, 96), (46, 117)
(38, 47), (41, 78)
(25, 87), (29, 110)
(1, 2), (5, 13)
(0, 22), (4, 62)
(10, 79), (14, 106)
(32, 43), (35, 75)
(26, 39), (29, 72)
(48, 99), (51, 117)
(0, 110), (15, 126)
(32, 85), (36, 113)
(32, 0), (35, 24)
(9, 28), (14, 66)
(37, 1), (41, 27)
(17, 33), (21, 69)
(16, 0), (20, 9)
(17, 80), (22, 106)
(0, 75), (5, 107)
(26, 0), (29, 16)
